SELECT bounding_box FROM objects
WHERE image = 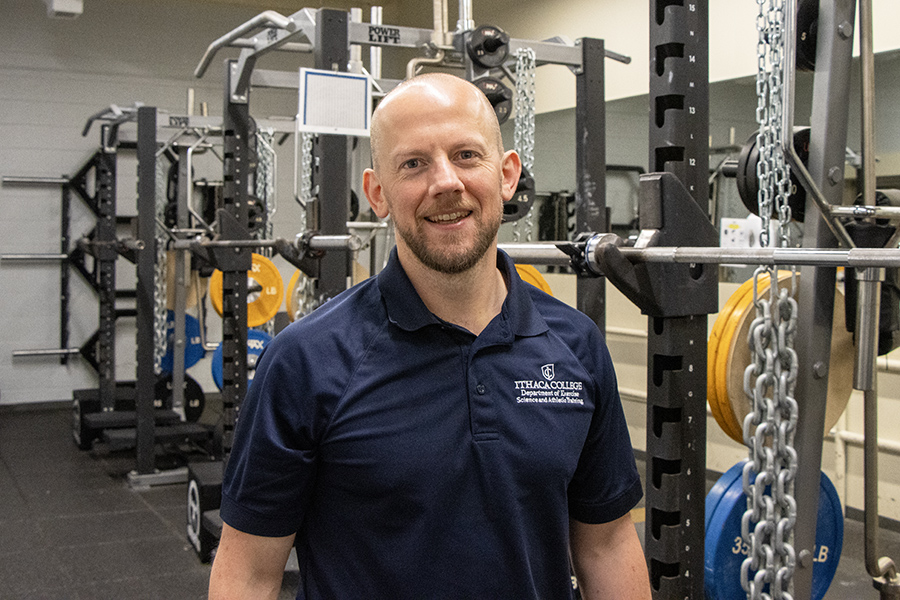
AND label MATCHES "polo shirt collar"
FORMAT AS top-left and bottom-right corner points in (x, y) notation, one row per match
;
(377, 247), (549, 339)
